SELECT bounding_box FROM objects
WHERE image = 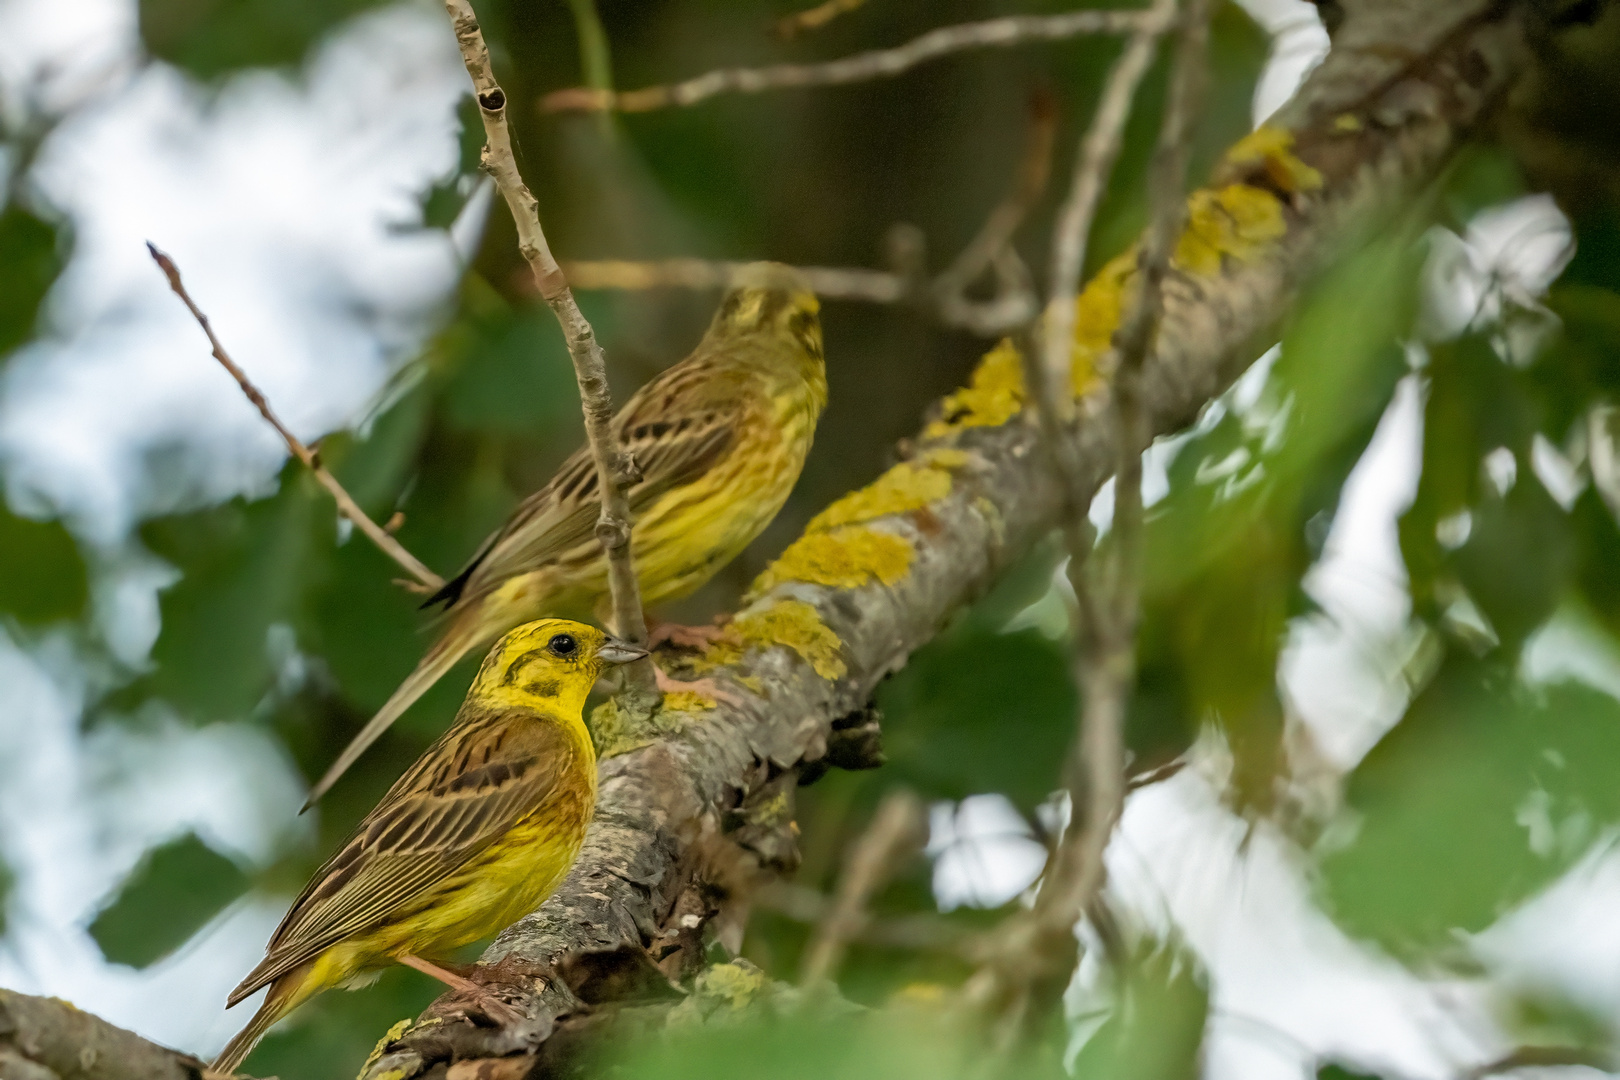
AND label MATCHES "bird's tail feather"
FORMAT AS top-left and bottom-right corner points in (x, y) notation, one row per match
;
(301, 626), (482, 811)
(213, 973), (309, 1076)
